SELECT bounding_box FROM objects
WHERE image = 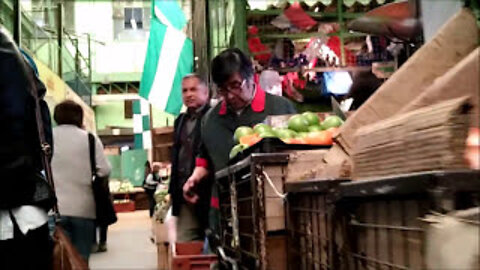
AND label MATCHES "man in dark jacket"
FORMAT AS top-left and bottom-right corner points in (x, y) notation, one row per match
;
(182, 48), (296, 235)
(0, 27), (54, 269)
(169, 73), (211, 241)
